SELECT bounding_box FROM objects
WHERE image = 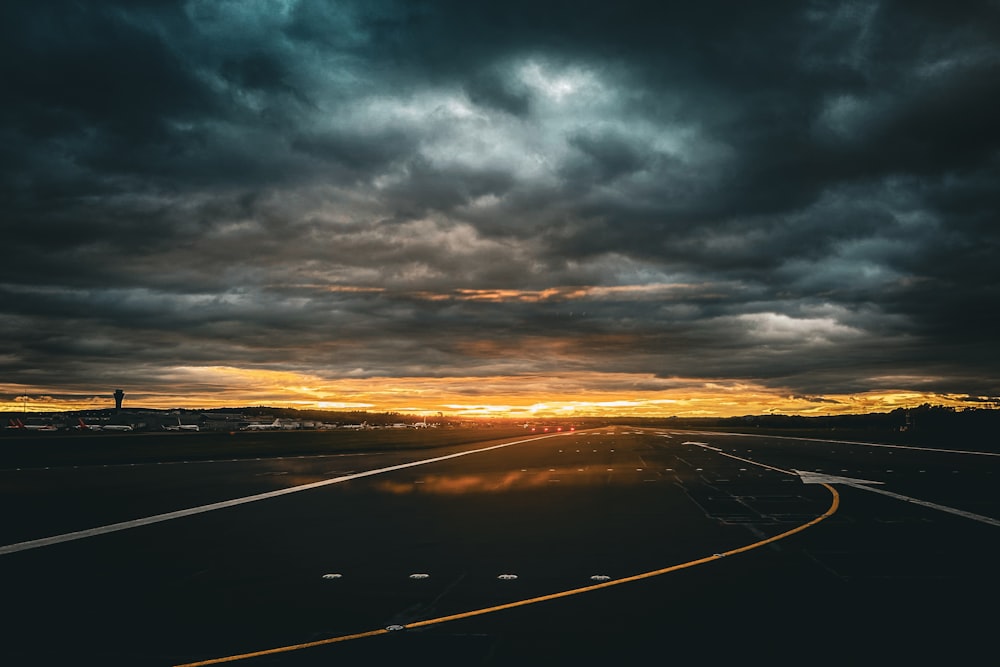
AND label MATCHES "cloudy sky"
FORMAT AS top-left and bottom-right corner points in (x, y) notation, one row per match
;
(2, 1), (999, 417)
